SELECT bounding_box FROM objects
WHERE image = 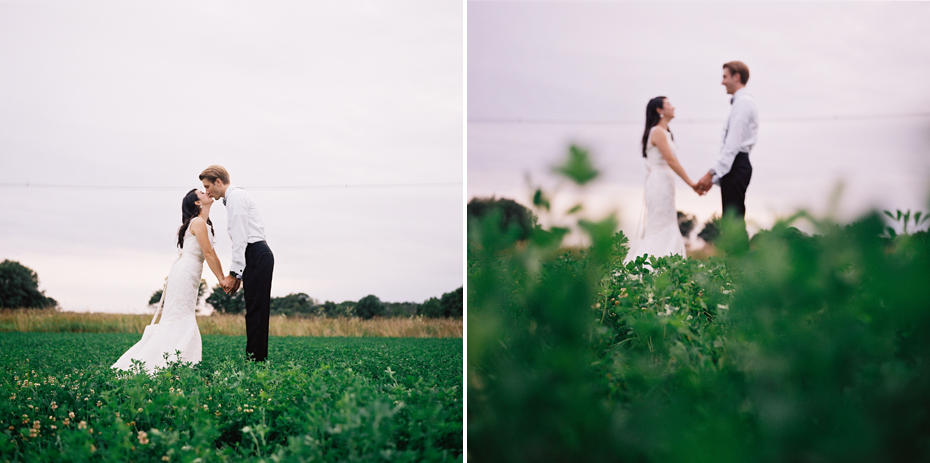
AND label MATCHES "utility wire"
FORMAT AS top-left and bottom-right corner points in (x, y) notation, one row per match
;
(468, 112), (930, 125)
(0, 181), (462, 190)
